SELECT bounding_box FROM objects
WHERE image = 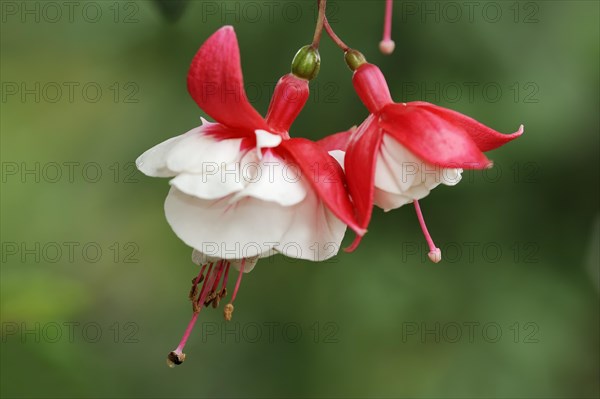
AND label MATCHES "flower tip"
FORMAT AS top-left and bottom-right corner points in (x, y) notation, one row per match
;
(517, 124), (525, 135)
(379, 40), (396, 55)
(134, 156), (143, 171)
(428, 248), (442, 264)
(166, 351), (186, 368)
